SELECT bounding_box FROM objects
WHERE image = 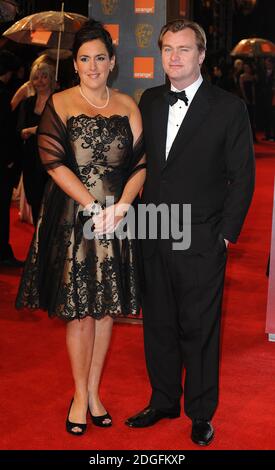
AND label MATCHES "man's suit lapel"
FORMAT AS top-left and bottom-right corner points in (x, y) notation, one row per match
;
(164, 80), (213, 170)
(151, 86), (169, 169)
